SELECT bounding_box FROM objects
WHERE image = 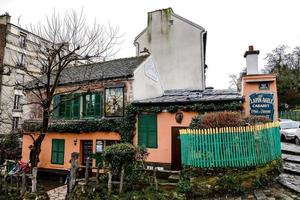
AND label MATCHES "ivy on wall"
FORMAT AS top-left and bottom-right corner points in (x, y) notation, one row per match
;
(23, 101), (243, 143)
